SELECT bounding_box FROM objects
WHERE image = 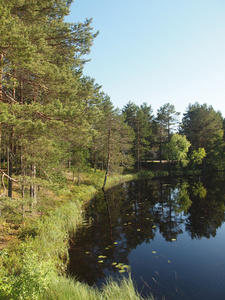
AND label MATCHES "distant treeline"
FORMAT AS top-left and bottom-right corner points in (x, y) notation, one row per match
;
(1, 1), (225, 199)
